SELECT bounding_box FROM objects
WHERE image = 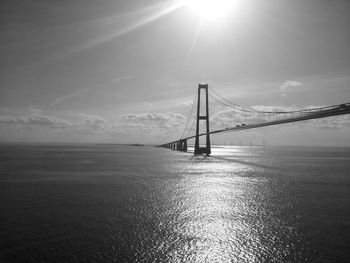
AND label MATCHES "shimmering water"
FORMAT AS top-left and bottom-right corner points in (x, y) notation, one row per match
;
(0, 144), (349, 262)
